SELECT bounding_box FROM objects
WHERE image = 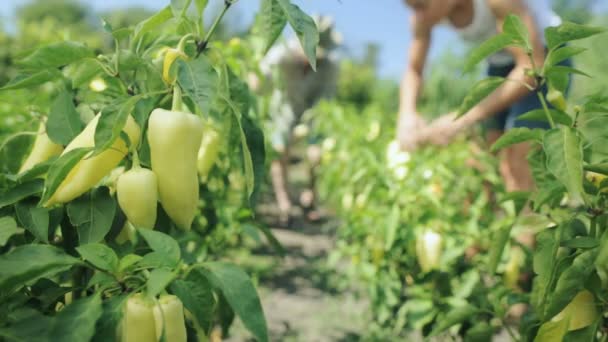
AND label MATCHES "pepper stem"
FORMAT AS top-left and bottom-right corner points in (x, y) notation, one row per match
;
(131, 149), (141, 169)
(176, 34), (194, 54)
(172, 85), (184, 111)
